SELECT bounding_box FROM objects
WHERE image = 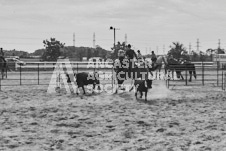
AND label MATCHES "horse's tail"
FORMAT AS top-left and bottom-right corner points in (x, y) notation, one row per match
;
(192, 64), (197, 79)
